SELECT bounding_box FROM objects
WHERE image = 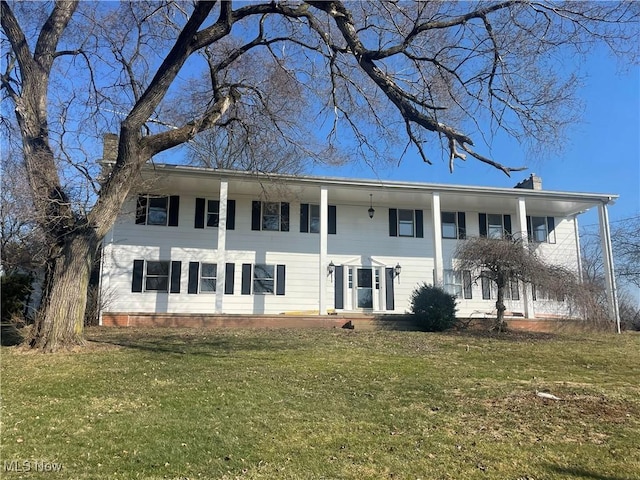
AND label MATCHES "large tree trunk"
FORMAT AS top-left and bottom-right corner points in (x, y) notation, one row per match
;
(28, 229), (98, 352)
